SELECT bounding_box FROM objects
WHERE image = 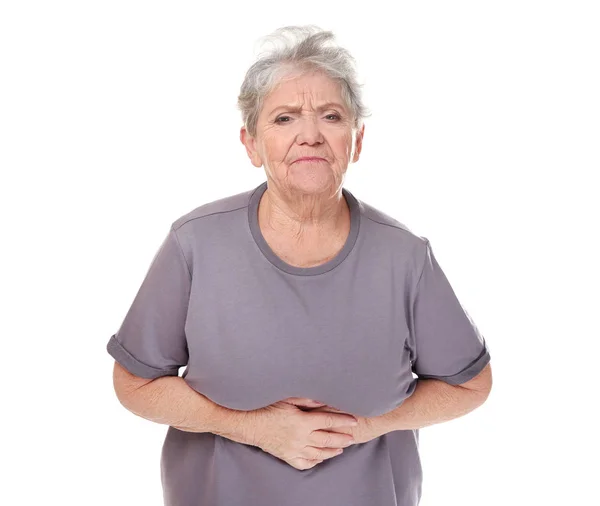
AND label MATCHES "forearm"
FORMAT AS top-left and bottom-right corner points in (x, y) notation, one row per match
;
(118, 375), (252, 444)
(370, 379), (488, 435)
